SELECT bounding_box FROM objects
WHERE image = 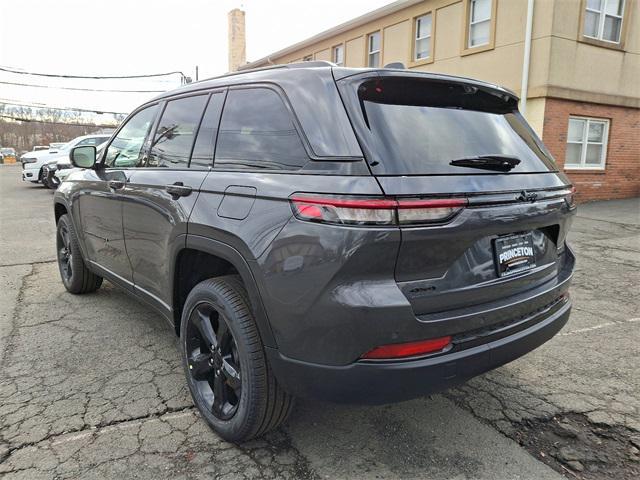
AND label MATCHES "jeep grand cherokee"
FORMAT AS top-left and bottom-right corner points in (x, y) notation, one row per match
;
(53, 62), (576, 442)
